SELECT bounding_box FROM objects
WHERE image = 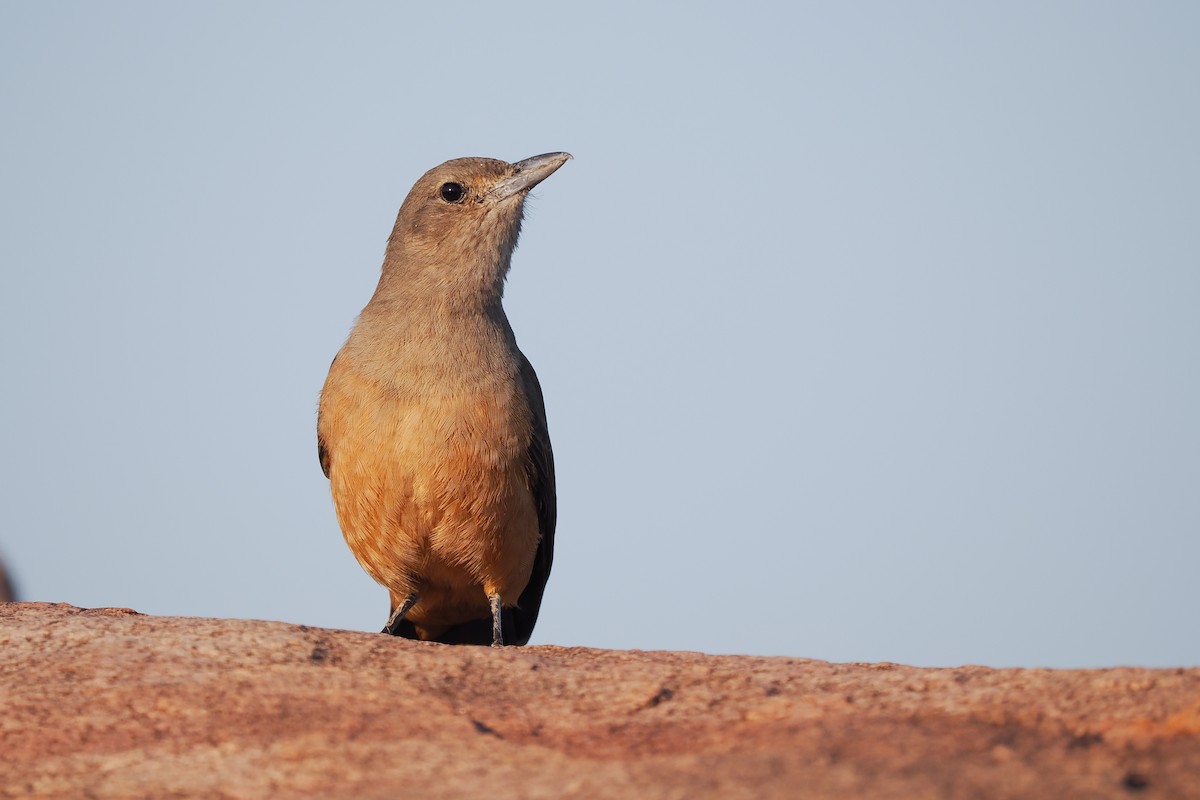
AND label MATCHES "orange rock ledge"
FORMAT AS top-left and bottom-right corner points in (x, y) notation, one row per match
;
(2, 602), (1197, 799)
